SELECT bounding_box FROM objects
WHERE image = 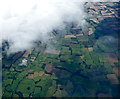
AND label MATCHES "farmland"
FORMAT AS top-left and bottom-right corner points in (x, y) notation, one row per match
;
(2, 2), (120, 98)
